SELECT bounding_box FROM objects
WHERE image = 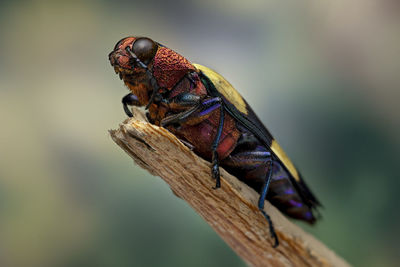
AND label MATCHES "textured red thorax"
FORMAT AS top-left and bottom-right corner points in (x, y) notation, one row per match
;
(153, 47), (196, 89)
